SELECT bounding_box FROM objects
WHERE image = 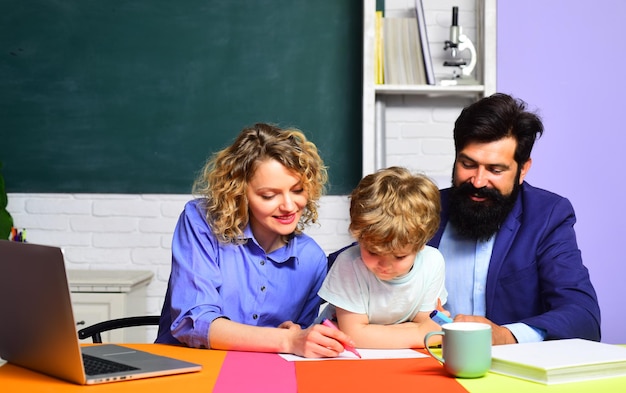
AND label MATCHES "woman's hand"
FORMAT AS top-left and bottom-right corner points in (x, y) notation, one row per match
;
(279, 321), (357, 358)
